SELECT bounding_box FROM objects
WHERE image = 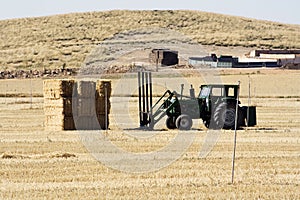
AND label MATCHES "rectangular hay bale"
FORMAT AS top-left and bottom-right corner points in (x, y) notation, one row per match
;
(96, 80), (112, 98)
(75, 116), (100, 130)
(44, 115), (75, 130)
(77, 98), (95, 117)
(76, 81), (96, 98)
(97, 114), (109, 130)
(95, 97), (111, 114)
(43, 79), (75, 98)
(44, 97), (73, 116)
